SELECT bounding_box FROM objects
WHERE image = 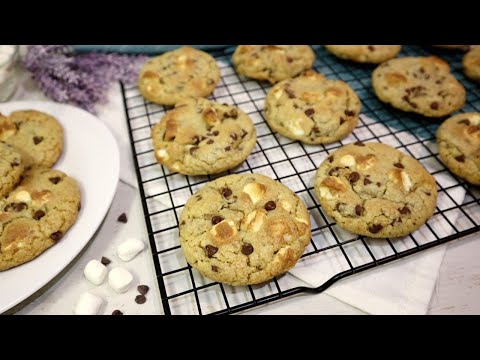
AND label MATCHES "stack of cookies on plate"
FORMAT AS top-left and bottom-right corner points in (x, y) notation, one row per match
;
(0, 110), (81, 271)
(138, 45), (479, 287)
